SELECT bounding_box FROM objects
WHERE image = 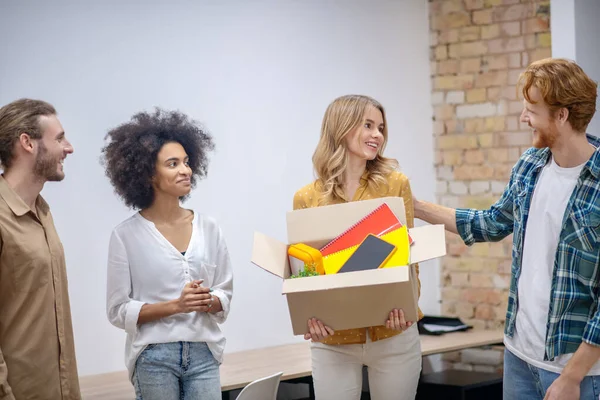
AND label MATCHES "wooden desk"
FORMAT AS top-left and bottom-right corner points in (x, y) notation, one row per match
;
(420, 329), (503, 356)
(79, 329), (504, 399)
